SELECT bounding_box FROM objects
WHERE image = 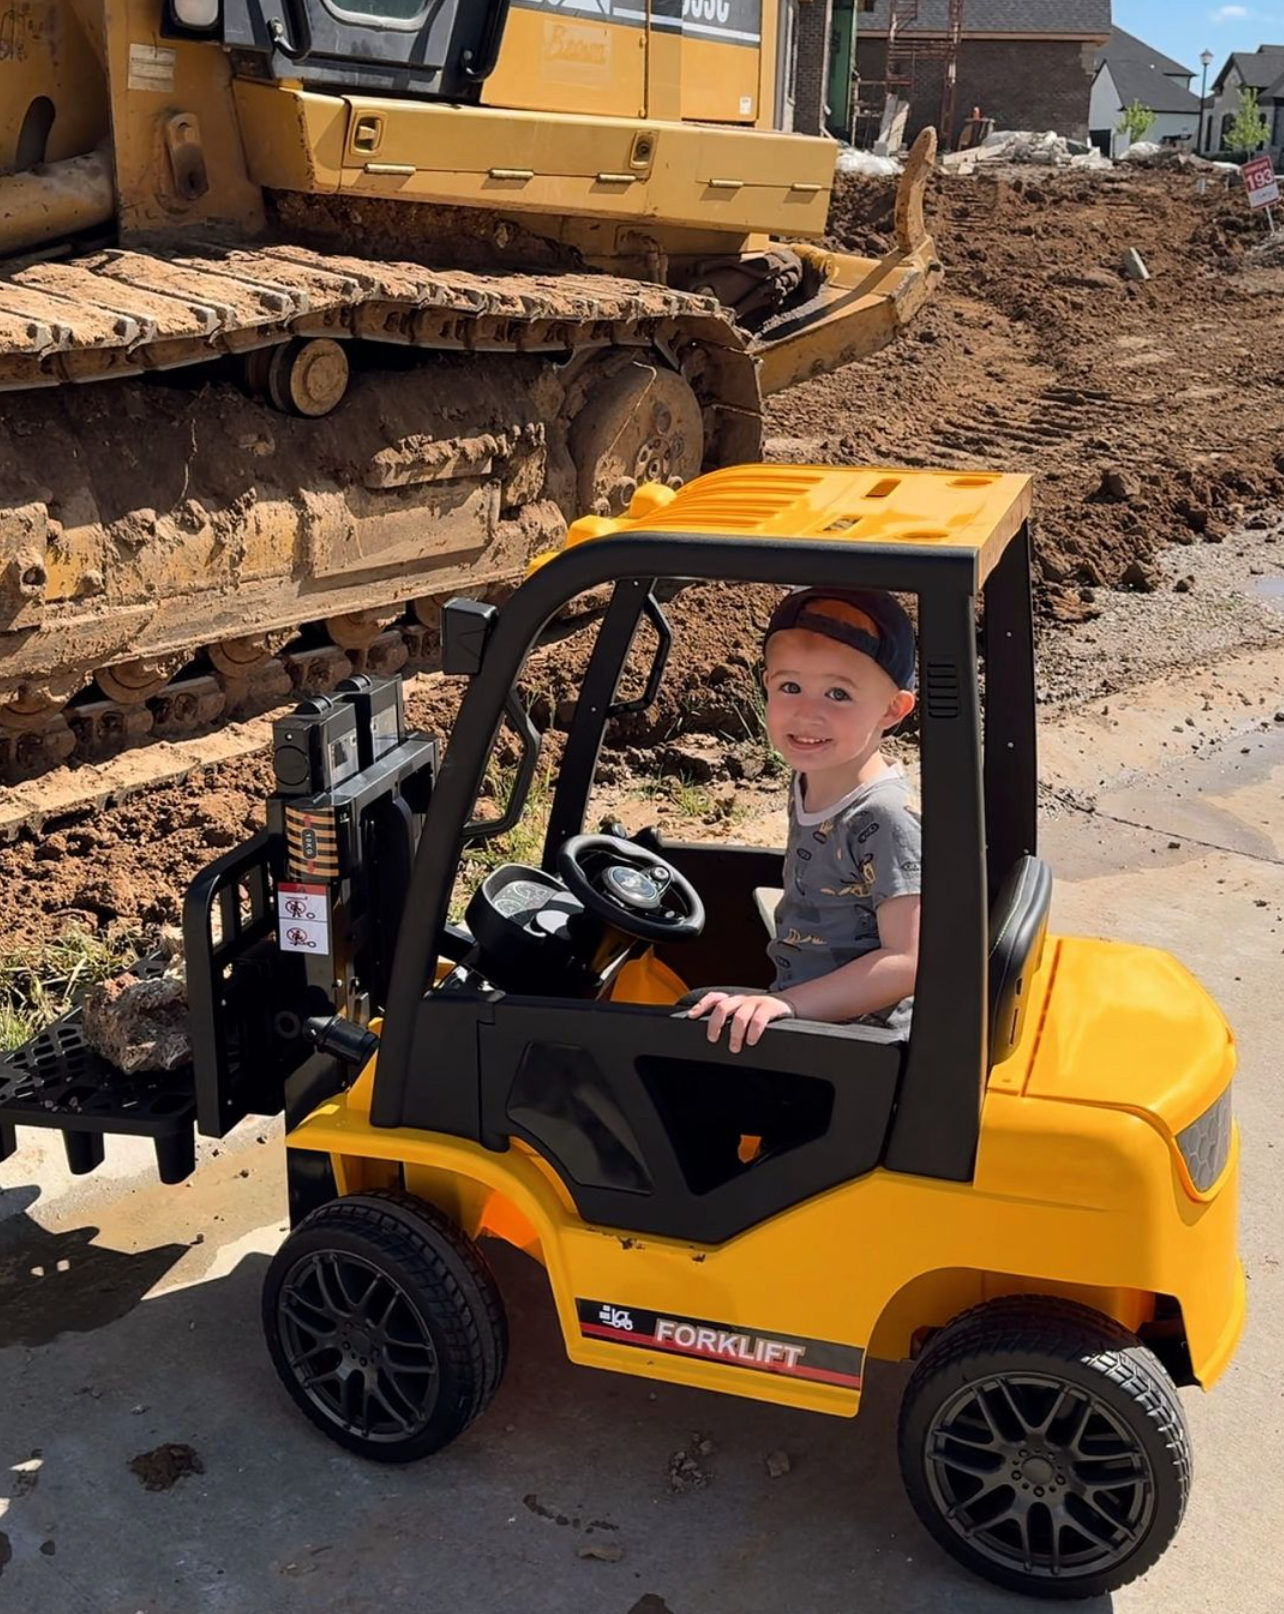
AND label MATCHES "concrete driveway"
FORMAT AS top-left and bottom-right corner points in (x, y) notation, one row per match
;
(1, 657), (1281, 1614)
